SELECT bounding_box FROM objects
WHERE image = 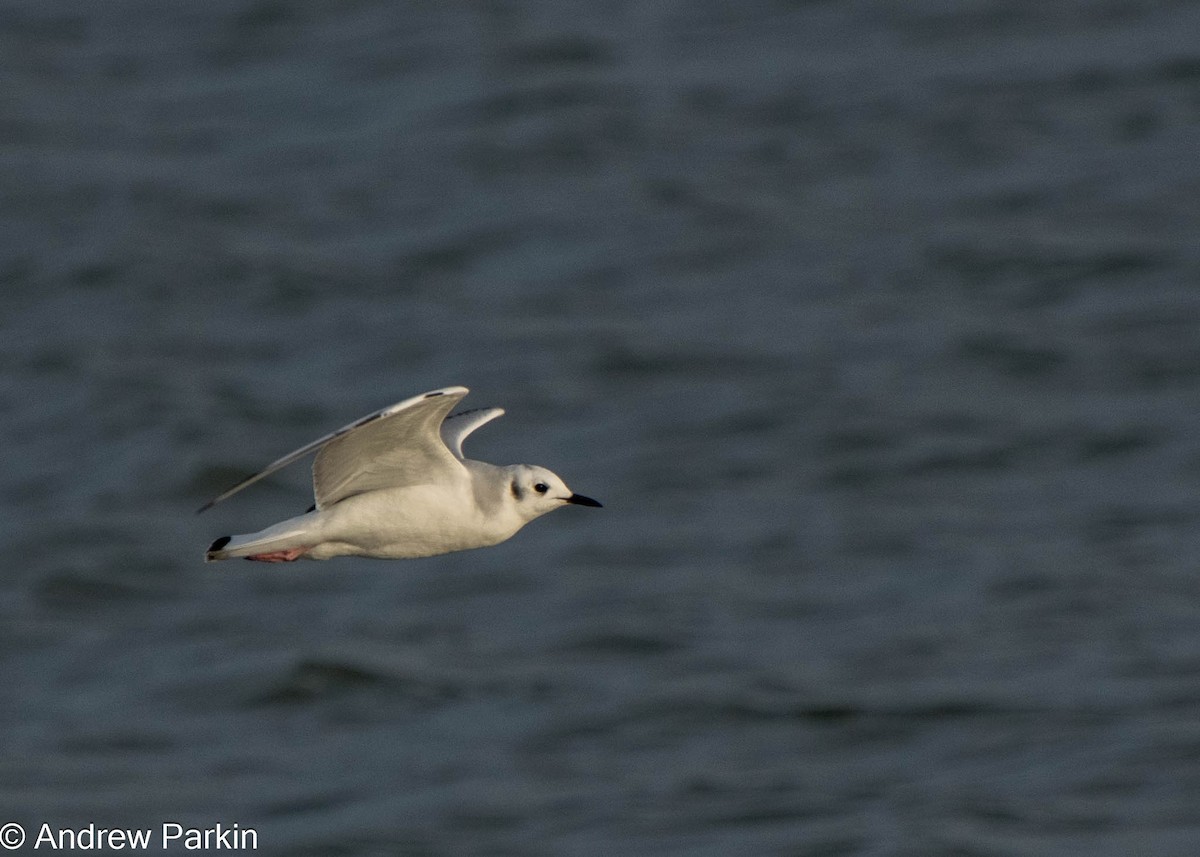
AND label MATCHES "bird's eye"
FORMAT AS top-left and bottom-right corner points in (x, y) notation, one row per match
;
(534, 482), (549, 494)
